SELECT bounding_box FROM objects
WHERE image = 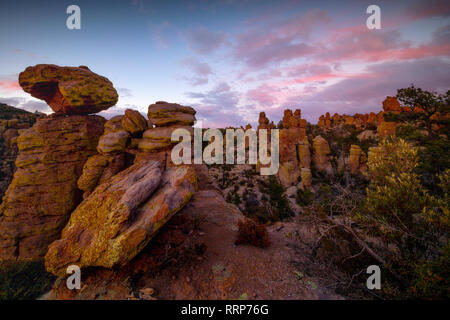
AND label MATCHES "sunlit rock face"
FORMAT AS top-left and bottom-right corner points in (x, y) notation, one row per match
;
(45, 160), (198, 276)
(0, 114), (105, 259)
